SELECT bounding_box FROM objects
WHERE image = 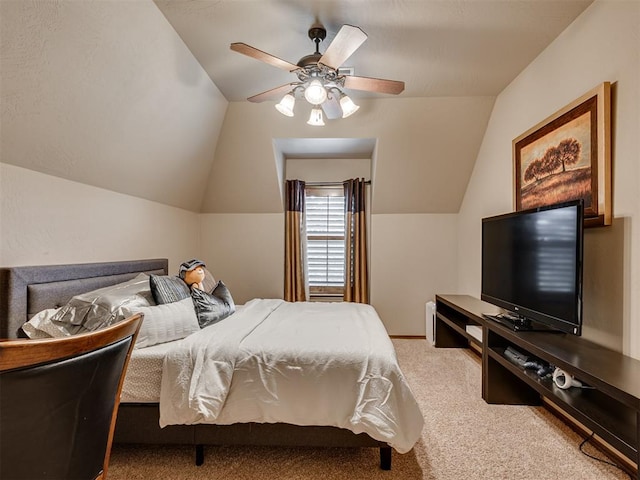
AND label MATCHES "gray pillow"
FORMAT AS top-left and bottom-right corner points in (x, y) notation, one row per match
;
(50, 273), (153, 335)
(150, 274), (191, 304)
(191, 280), (236, 328)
